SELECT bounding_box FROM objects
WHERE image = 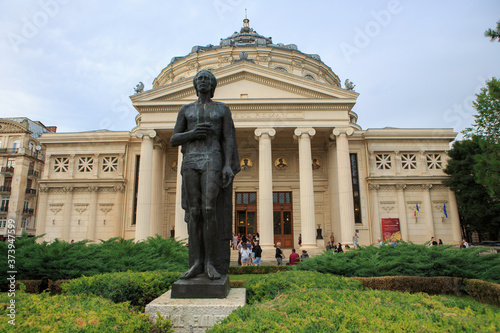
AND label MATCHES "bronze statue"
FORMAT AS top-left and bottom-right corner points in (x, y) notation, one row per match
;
(171, 70), (240, 280)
